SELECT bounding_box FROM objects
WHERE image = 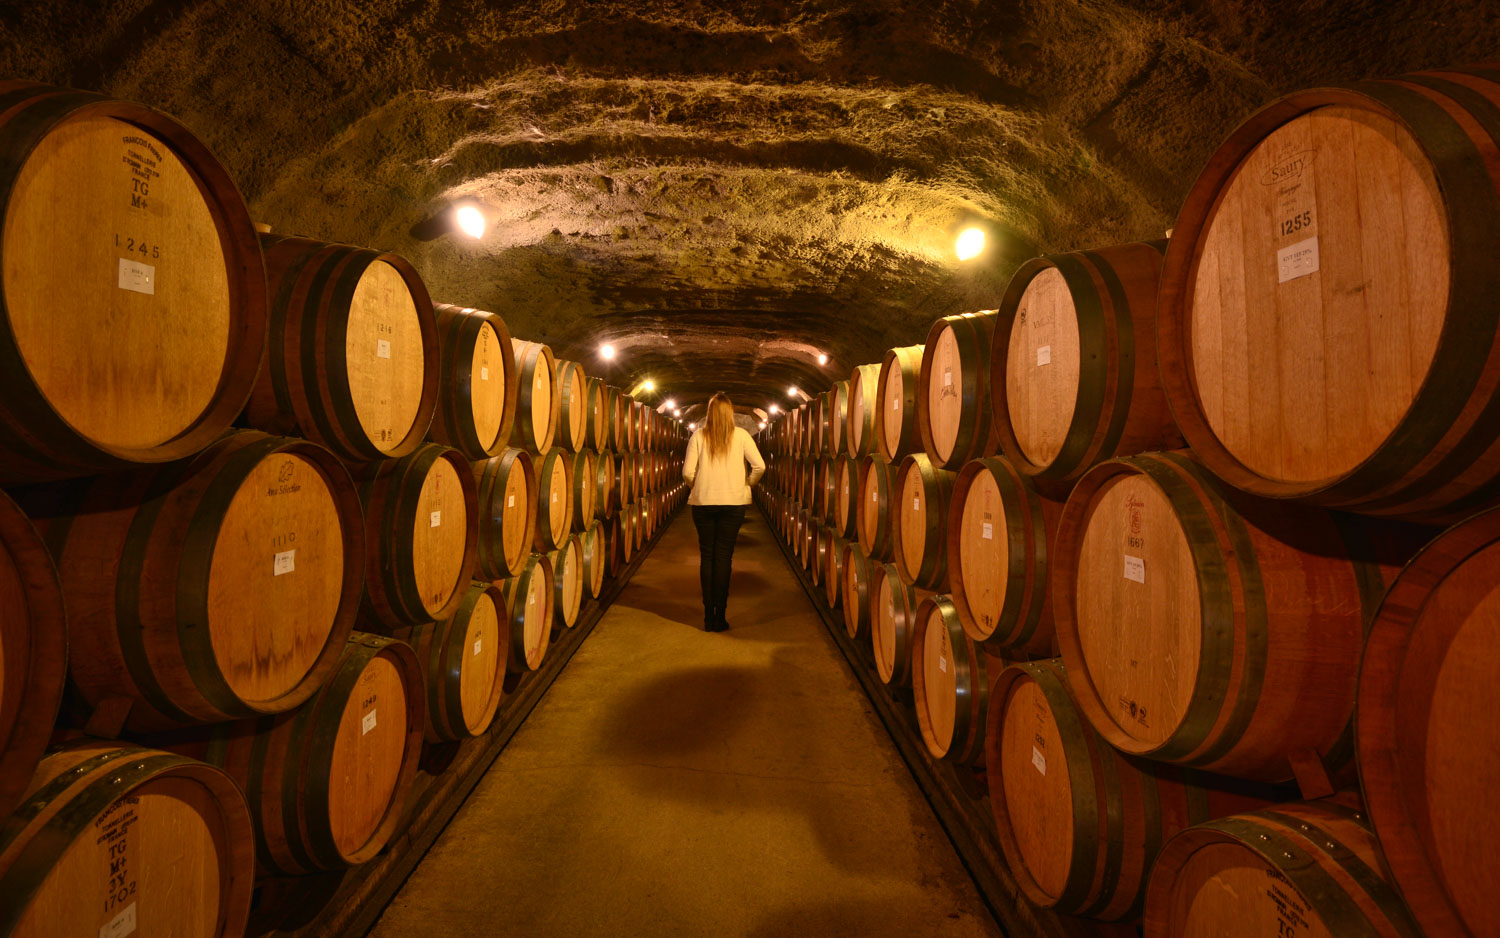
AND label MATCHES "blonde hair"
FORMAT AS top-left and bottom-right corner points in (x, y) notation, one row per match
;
(705, 392), (736, 457)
